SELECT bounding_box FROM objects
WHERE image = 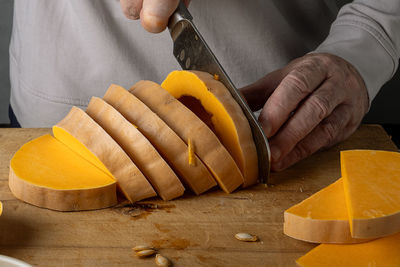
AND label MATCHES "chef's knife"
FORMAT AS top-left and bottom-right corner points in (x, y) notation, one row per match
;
(168, 2), (271, 184)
